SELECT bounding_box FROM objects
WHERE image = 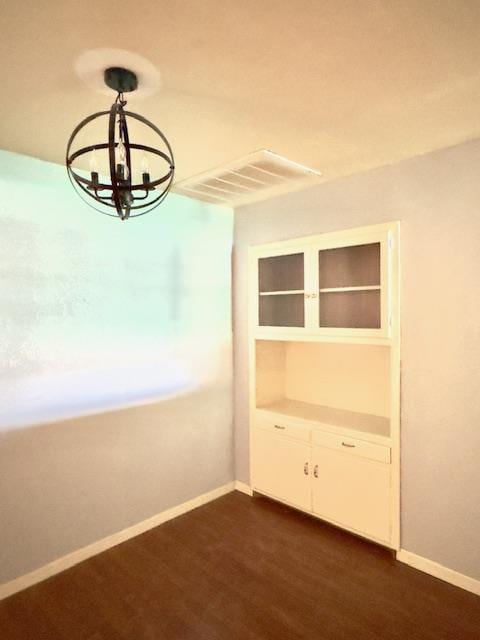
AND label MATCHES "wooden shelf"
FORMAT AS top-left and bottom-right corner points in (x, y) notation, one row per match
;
(256, 398), (390, 443)
(319, 286), (380, 293)
(254, 330), (392, 345)
(259, 290), (304, 296)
